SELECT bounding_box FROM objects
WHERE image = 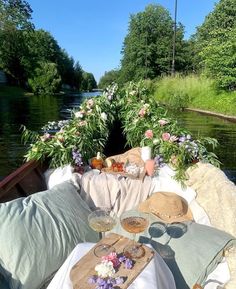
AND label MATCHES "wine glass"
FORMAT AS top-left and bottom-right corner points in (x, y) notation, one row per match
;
(120, 210), (149, 259)
(88, 208), (117, 257)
